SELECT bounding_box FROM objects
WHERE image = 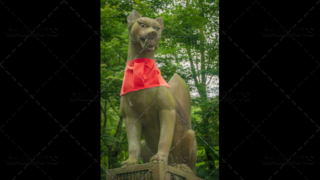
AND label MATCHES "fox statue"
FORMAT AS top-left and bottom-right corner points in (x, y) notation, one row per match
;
(120, 10), (197, 175)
